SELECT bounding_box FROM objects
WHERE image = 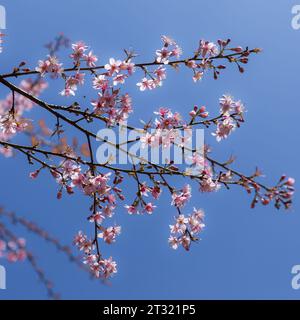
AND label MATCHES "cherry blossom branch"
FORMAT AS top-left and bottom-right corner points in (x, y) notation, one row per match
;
(0, 46), (260, 80)
(0, 34), (294, 278)
(0, 138), (292, 206)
